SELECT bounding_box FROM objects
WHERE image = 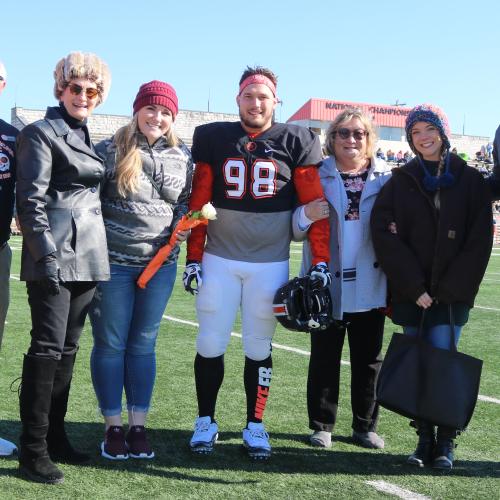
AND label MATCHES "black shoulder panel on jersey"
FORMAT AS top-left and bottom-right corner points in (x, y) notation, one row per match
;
(191, 122), (242, 164)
